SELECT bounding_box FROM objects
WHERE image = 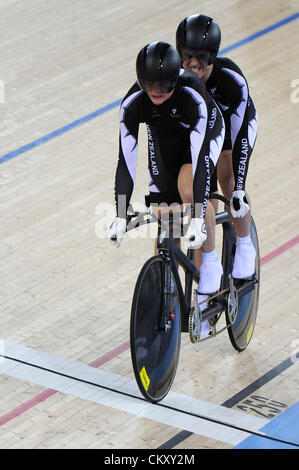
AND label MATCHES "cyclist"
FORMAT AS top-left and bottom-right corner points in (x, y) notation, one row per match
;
(176, 14), (258, 279)
(107, 41), (225, 337)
